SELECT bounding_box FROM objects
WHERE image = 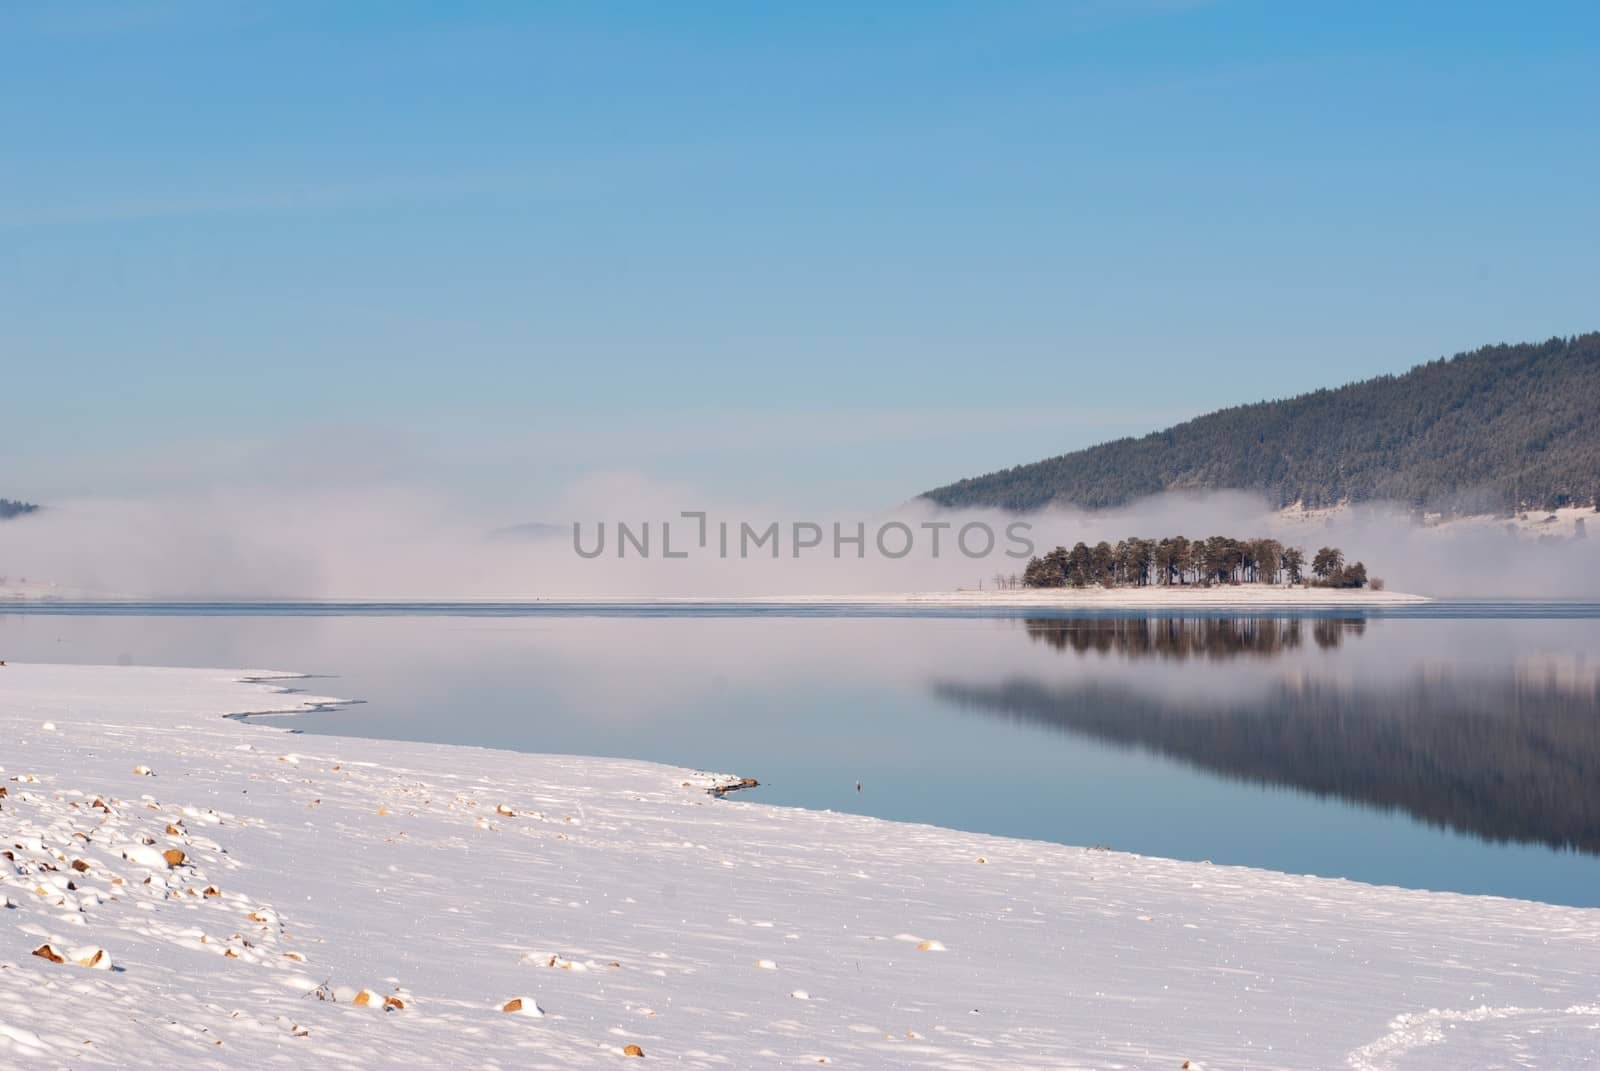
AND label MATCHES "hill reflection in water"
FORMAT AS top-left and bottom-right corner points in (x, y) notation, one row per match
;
(935, 616), (1600, 854)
